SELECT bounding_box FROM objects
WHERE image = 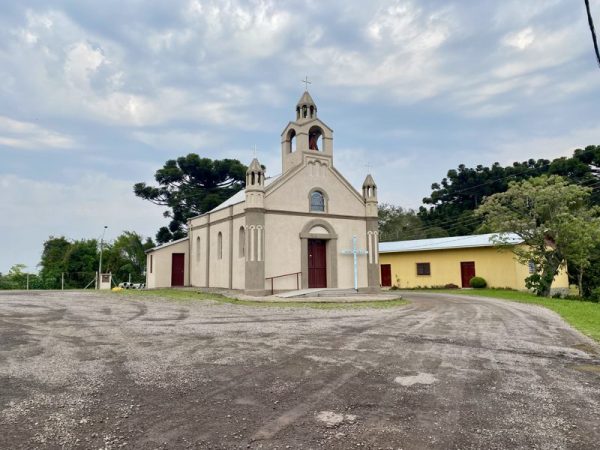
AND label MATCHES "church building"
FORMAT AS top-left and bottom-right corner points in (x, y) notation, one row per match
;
(145, 90), (380, 295)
